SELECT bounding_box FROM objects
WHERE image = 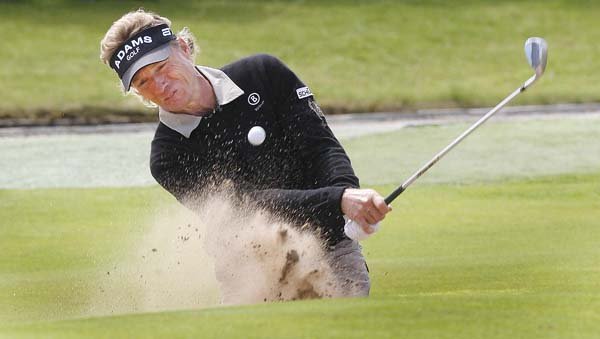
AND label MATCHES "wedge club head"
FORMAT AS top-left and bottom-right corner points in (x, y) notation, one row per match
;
(524, 37), (548, 78)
